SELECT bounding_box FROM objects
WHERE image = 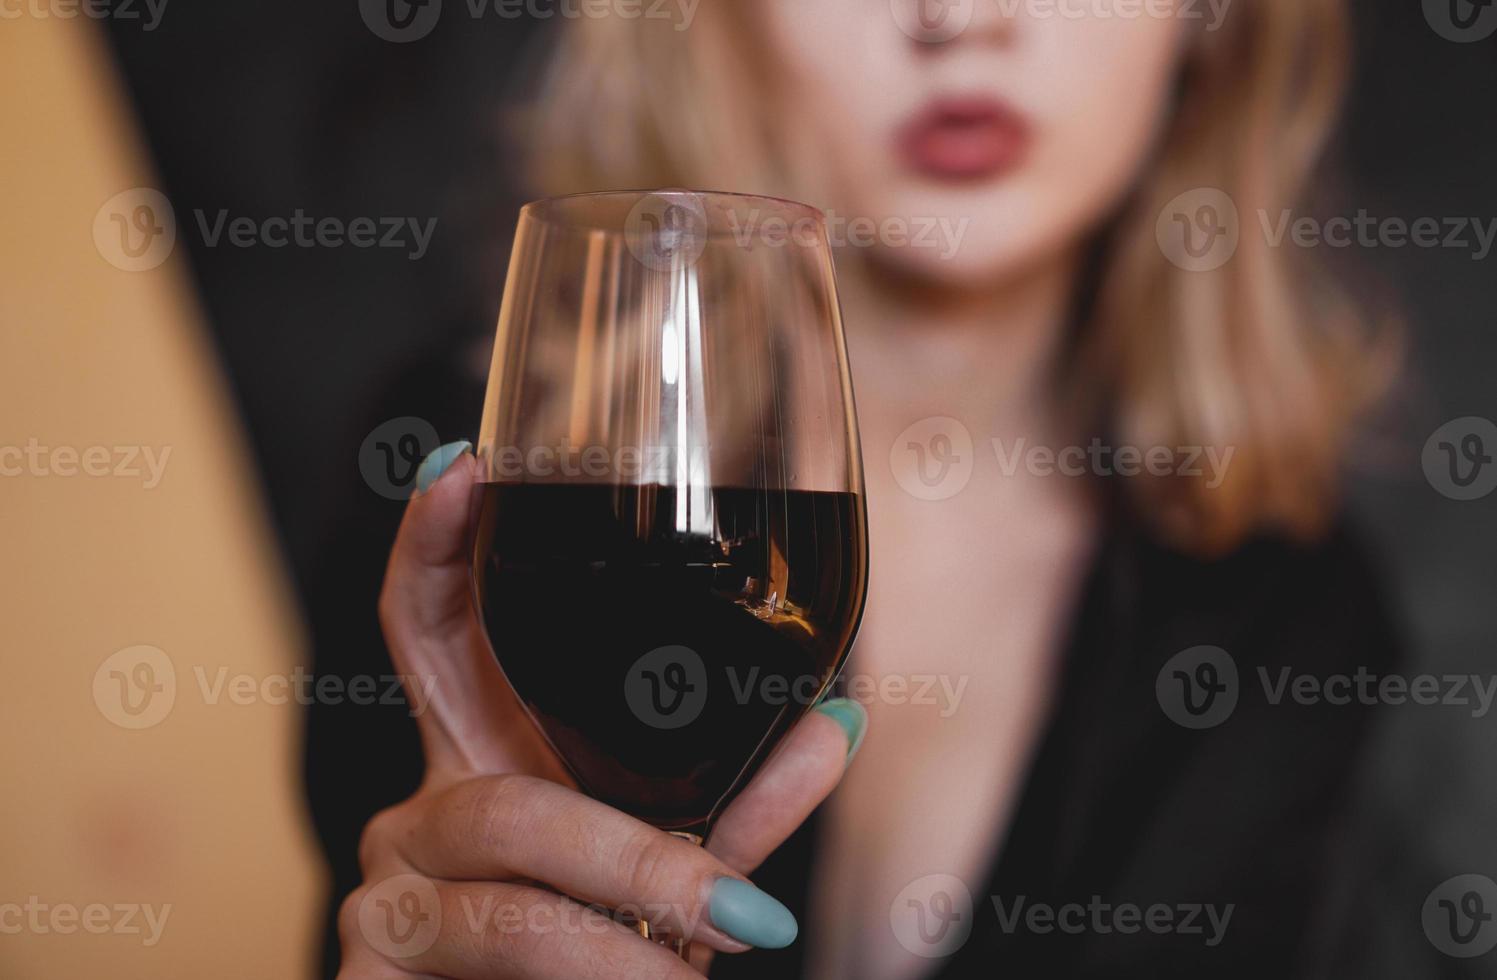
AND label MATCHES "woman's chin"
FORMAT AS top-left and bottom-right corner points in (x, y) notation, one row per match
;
(853, 239), (1044, 297)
